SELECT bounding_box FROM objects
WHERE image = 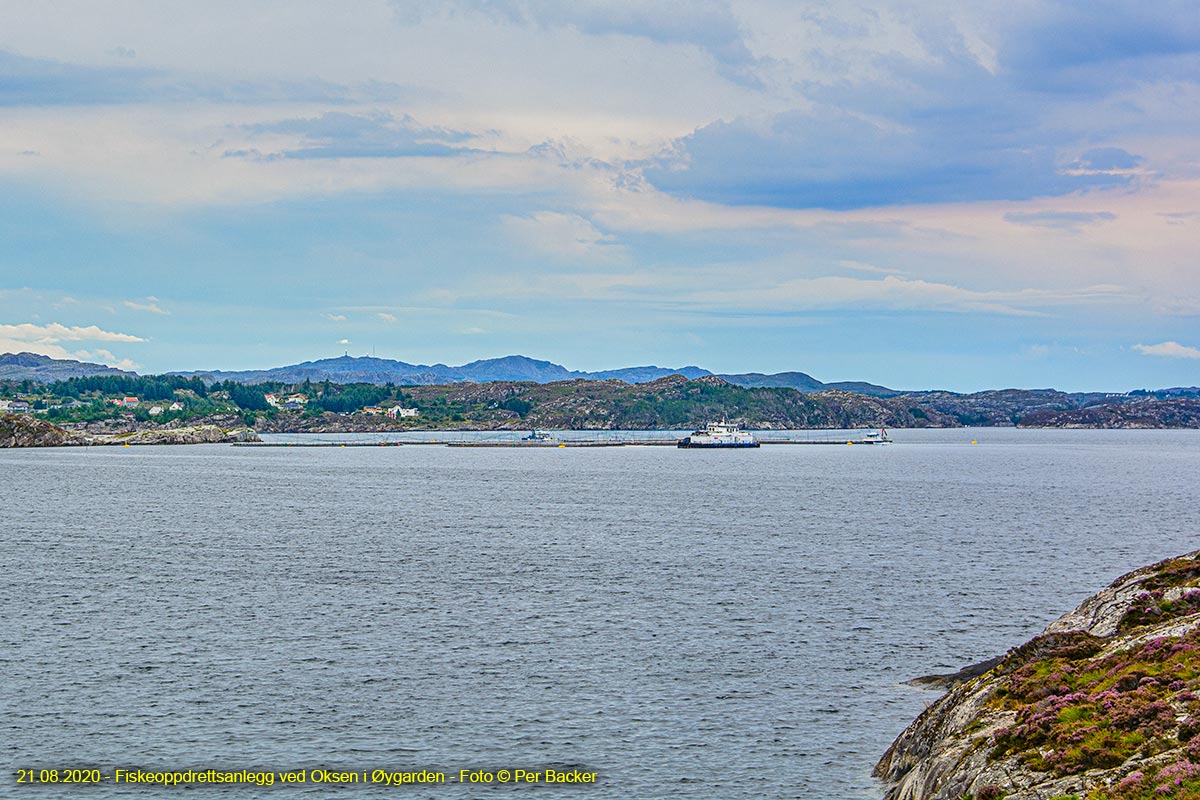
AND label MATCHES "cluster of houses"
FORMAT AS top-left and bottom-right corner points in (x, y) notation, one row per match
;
(2, 392), (420, 420)
(1, 395), (187, 415)
(264, 392), (419, 418)
(264, 393), (309, 411)
(364, 405), (420, 419)
(106, 397), (185, 416)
